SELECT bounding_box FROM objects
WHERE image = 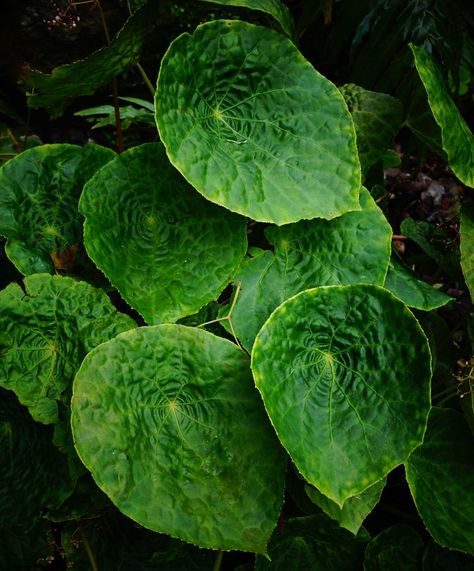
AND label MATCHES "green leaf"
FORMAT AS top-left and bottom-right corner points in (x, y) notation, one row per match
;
(80, 143), (247, 325)
(305, 478), (385, 535)
(156, 19), (361, 225)
(410, 44), (474, 188)
(405, 407), (474, 555)
(461, 202), (474, 301)
(199, 0), (296, 39)
(0, 522), (54, 568)
(339, 84), (403, 177)
(423, 541), (474, 570)
(71, 325), (286, 553)
(0, 143), (115, 275)
(363, 524), (424, 571)
(0, 390), (73, 529)
(254, 514), (369, 570)
(251, 284), (432, 505)
(229, 187), (391, 351)
(24, 1), (162, 117)
(384, 256), (452, 310)
(0, 274), (136, 424)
